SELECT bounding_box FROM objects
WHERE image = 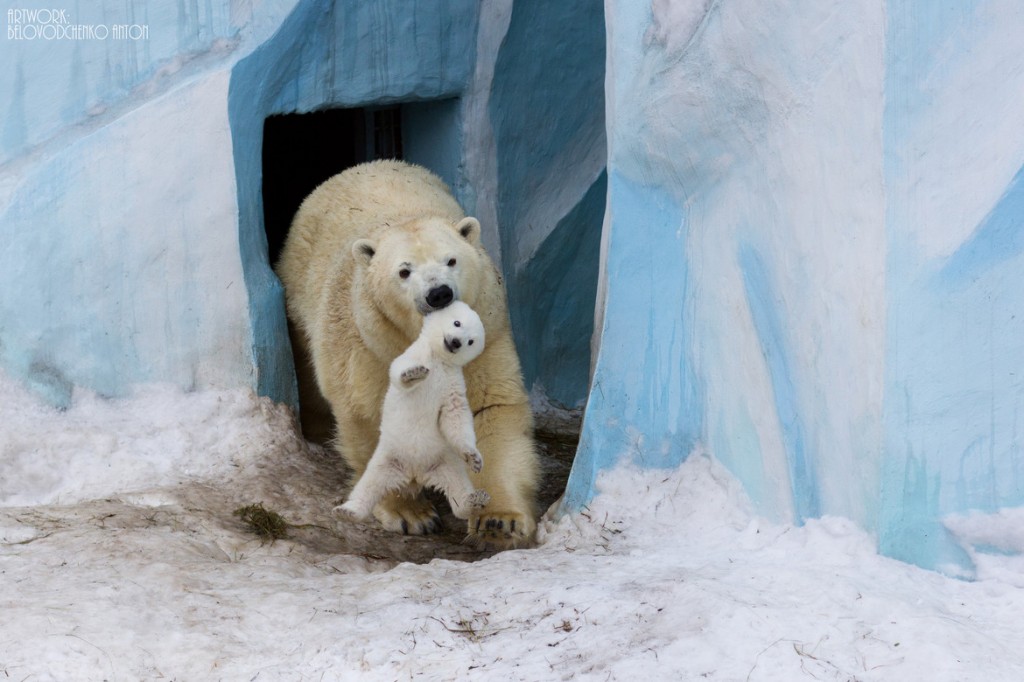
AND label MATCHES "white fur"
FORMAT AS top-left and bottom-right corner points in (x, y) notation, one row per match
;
(336, 302), (490, 521)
